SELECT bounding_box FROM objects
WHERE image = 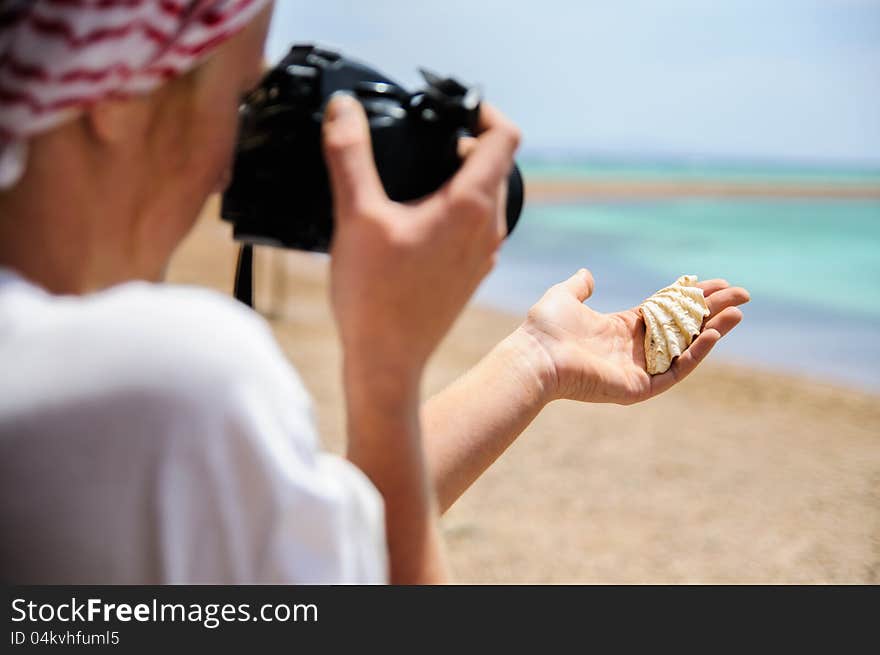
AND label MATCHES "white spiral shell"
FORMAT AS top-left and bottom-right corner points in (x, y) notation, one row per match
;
(640, 275), (710, 375)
